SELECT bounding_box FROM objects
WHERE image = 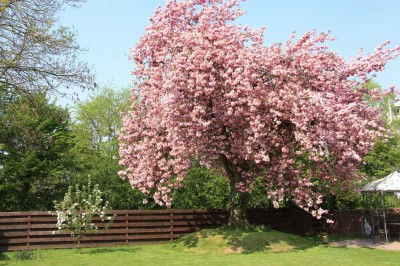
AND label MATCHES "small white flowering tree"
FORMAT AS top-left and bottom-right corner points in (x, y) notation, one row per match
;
(52, 180), (115, 252)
